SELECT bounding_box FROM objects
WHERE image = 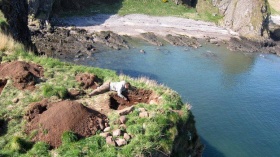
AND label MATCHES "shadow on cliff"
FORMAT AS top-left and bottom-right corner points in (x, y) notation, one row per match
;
(52, 0), (123, 27)
(200, 137), (225, 157)
(0, 119), (8, 136)
(270, 28), (280, 41)
(0, 21), (9, 36)
(182, 0), (198, 8)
